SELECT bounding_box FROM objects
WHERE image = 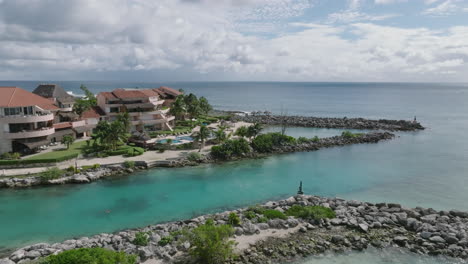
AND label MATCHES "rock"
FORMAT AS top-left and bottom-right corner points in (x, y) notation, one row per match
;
(10, 250), (25, 262)
(257, 223), (269, 230)
(393, 236), (408, 246)
(25, 250), (41, 258)
(445, 236), (459, 244)
(242, 222), (260, 235)
(358, 223), (369, 233)
(71, 175), (90, 183)
(429, 236), (446, 243)
(331, 235), (344, 244)
(420, 231), (432, 239)
(138, 246), (154, 260)
(0, 259), (14, 264)
(450, 210), (468, 218)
